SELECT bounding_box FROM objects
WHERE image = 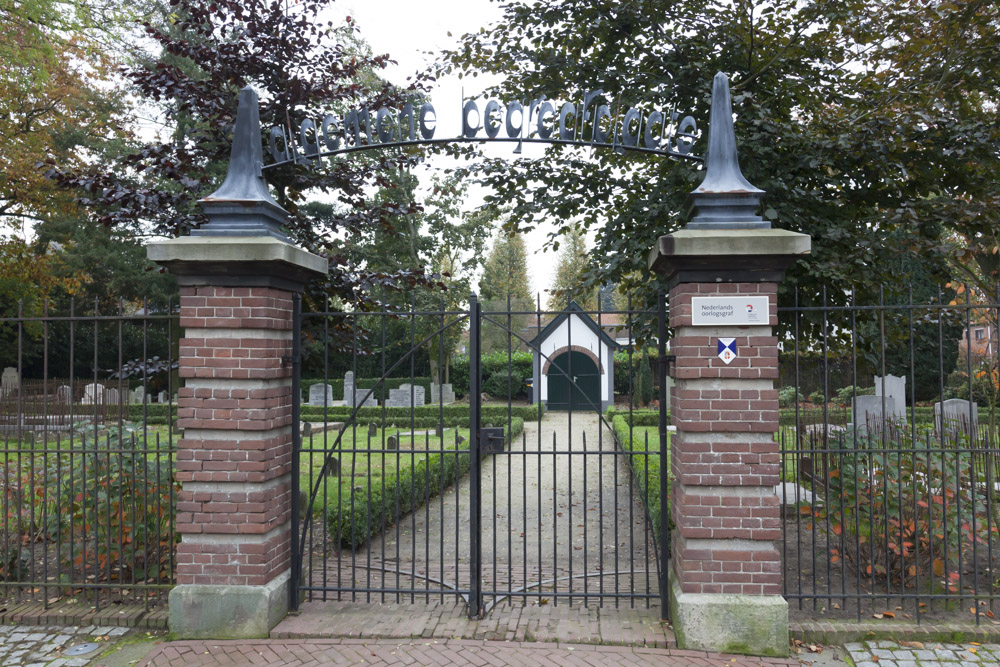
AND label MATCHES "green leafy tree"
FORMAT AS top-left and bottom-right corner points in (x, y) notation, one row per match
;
(635, 353), (653, 407)
(547, 227), (597, 312)
(442, 0), (1000, 320)
(480, 228), (534, 353)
